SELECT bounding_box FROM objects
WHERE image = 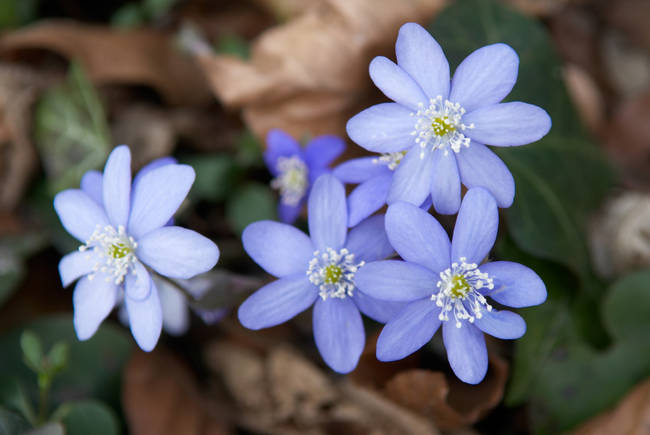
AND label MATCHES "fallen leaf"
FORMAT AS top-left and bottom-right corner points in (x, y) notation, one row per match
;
(563, 64), (605, 137)
(601, 29), (650, 98)
(603, 0), (650, 50)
